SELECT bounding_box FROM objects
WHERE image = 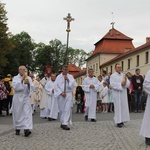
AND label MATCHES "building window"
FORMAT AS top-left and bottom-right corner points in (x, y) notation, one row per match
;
(96, 63), (98, 71)
(128, 59), (130, 69)
(110, 66), (112, 73)
(106, 67), (108, 73)
(93, 64), (95, 71)
(121, 61), (124, 71)
(137, 55), (139, 66)
(145, 51), (149, 64)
